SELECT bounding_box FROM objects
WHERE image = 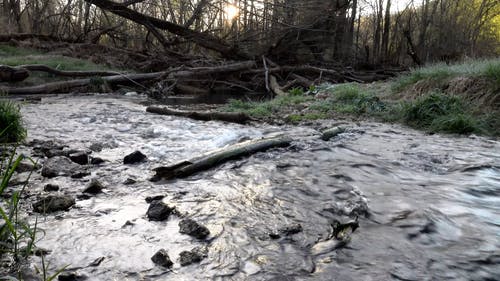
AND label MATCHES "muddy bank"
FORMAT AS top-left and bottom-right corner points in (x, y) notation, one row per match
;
(5, 93), (499, 280)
